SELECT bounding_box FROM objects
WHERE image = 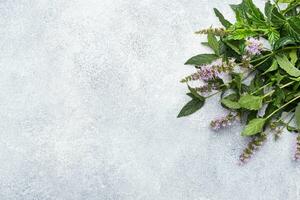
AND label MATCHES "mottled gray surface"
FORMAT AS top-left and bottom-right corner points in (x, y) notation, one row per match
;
(1, 0), (300, 199)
